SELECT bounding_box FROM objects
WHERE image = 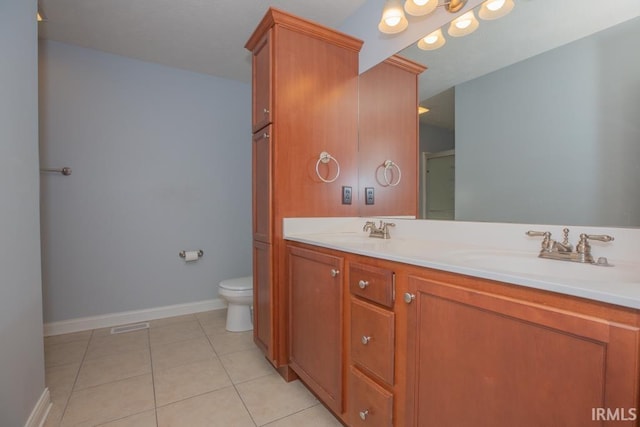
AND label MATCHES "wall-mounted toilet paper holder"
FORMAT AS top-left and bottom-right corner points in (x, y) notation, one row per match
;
(179, 250), (204, 259)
